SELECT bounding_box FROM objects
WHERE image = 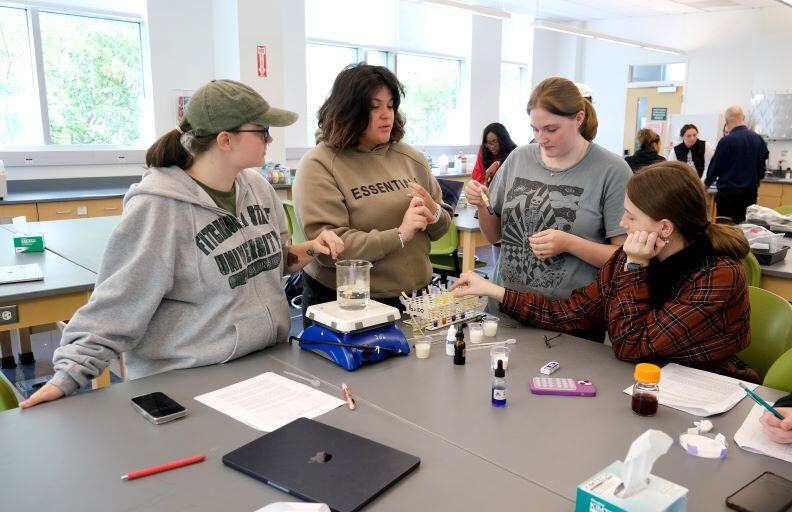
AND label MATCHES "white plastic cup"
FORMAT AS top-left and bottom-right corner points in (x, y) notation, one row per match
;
(490, 345), (511, 370)
(483, 315), (499, 337)
(468, 322), (484, 344)
(414, 337), (431, 359)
